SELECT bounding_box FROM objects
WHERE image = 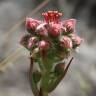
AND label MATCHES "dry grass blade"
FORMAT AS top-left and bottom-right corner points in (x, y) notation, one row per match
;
(3, 0), (51, 40)
(0, 47), (23, 72)
(0, 0), (51, 72)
